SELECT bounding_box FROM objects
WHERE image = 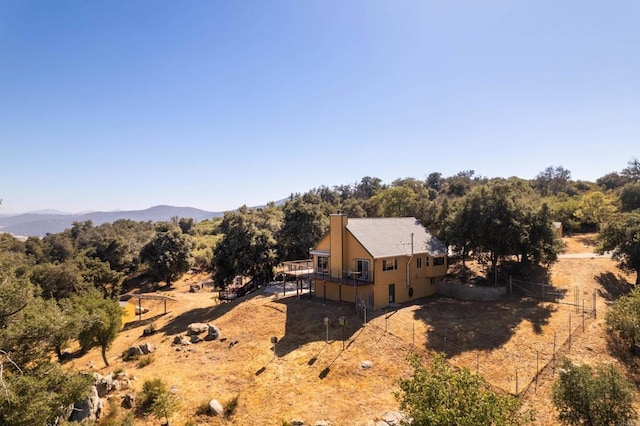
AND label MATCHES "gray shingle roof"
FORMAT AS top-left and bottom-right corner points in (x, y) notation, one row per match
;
(345, 217), (446, 258)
